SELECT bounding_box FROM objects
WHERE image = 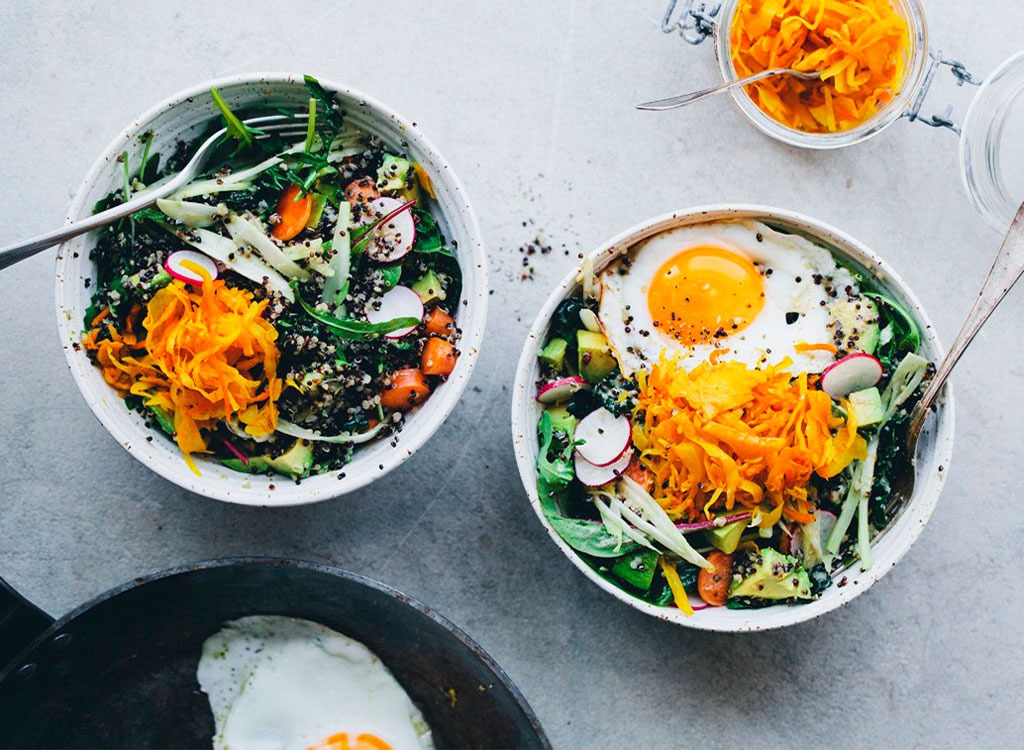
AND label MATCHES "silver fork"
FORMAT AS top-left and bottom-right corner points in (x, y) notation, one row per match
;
(0, 114), (309, 271)
(636, 68), (820, 111)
